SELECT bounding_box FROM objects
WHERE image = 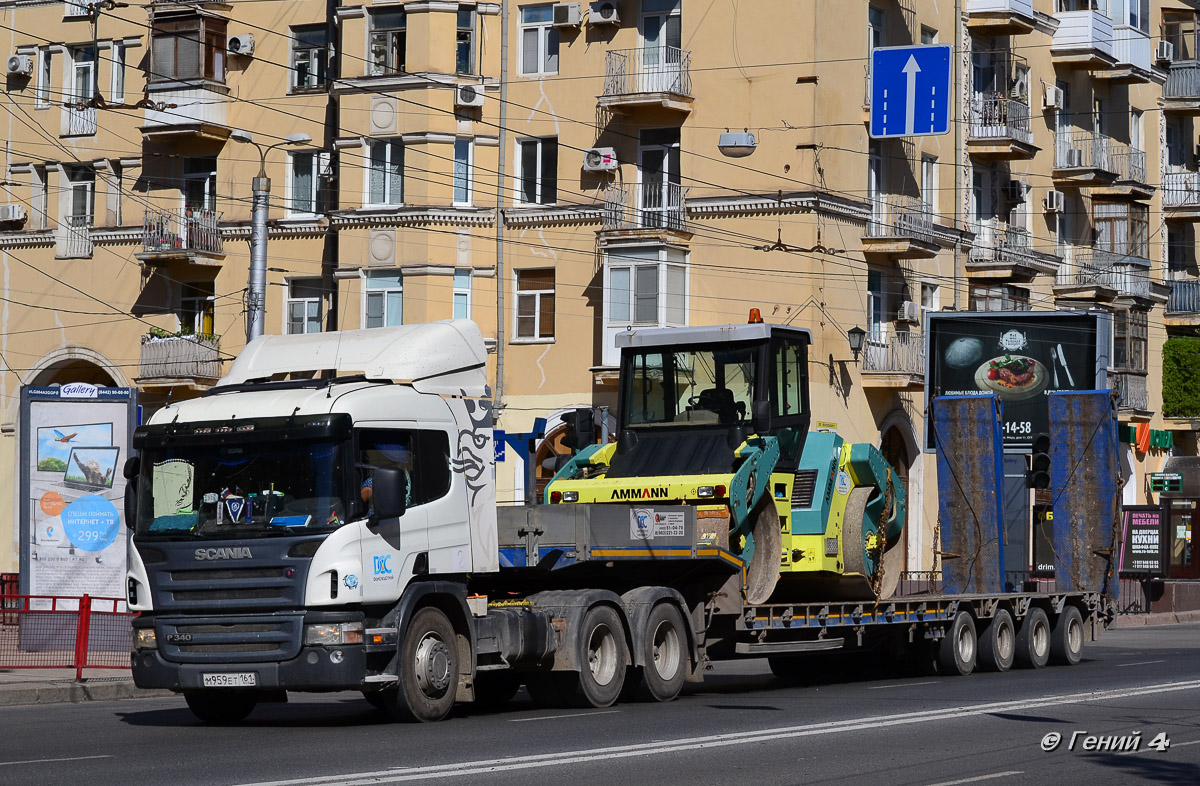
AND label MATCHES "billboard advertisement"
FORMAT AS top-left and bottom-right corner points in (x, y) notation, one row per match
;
(19, 385), (136, 598)
(925, 311), (1108, 451)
